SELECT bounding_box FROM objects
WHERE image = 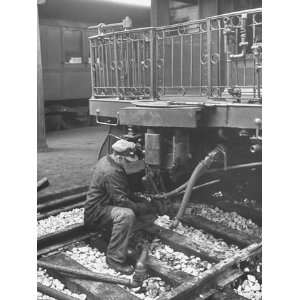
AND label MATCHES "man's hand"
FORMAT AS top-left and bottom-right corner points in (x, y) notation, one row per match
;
(133, 193), (173, 216)
(151, 198), (169, 216)
(135, 198), (156, 216)
(133, 193), (152, 203)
